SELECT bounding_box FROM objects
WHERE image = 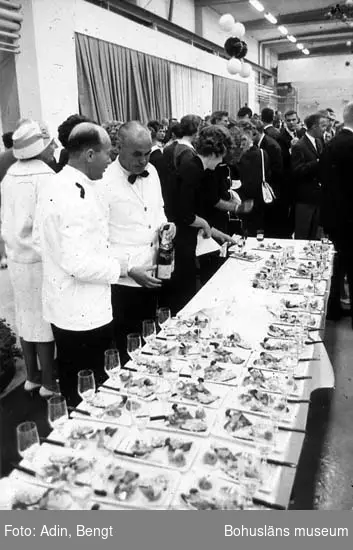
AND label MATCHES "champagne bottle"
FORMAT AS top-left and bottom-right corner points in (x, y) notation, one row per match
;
(157, 226), (174, 280)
